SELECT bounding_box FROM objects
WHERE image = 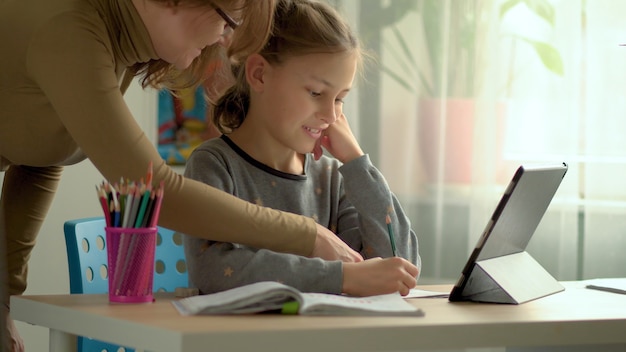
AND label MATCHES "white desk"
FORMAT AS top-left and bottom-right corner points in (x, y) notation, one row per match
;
(10, 282), (626, 352)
